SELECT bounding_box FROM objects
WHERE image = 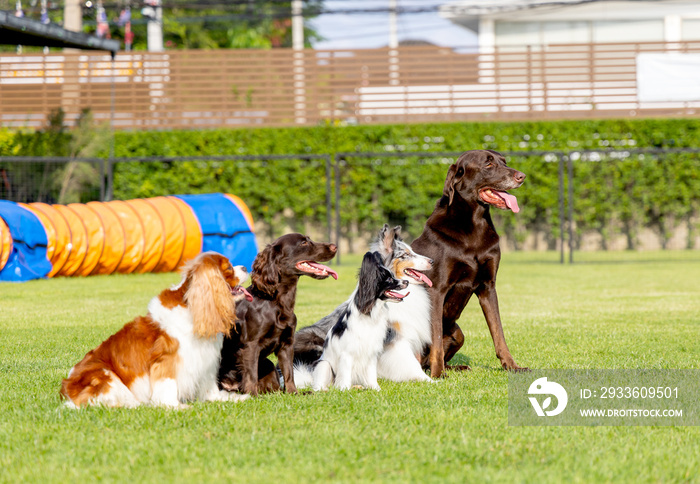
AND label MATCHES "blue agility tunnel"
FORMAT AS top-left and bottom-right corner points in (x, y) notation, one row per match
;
(174, 194), (258, 273)
(0, 200), (53, 282)
(0, 193), (258, 282)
